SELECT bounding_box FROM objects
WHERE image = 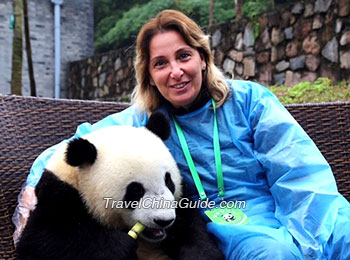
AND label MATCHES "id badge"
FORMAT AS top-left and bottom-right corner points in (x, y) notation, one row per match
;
(204, 206), (250, 225)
